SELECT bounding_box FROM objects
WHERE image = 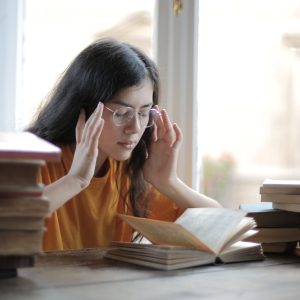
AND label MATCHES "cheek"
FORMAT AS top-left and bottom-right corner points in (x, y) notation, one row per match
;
(98, 122), (117, 145)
